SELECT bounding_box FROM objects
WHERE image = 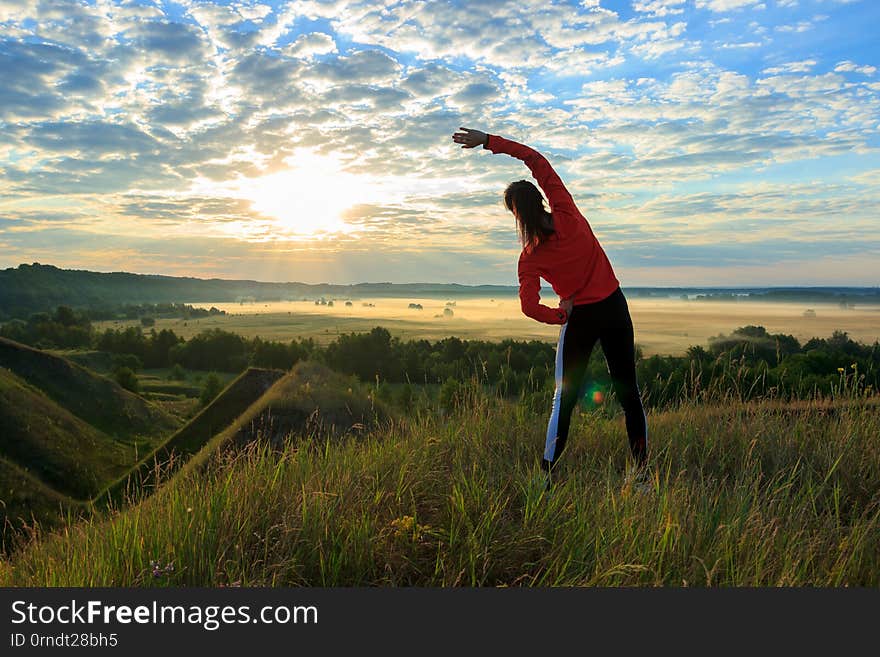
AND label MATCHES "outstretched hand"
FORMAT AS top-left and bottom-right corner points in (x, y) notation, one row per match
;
(452, 127), (488, 149)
